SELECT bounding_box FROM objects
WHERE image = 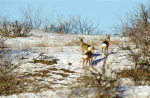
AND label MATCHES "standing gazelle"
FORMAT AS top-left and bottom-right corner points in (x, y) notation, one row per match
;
(101, 35), (110, 55)
(82, 46), (95, 68)
(79, 37), (91, 55)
